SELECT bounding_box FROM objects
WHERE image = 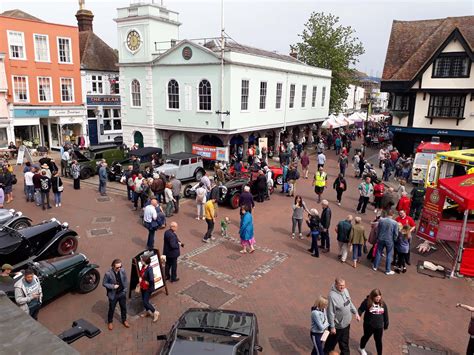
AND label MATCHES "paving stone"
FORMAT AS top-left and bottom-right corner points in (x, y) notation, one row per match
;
(180, 280), (236, 308)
